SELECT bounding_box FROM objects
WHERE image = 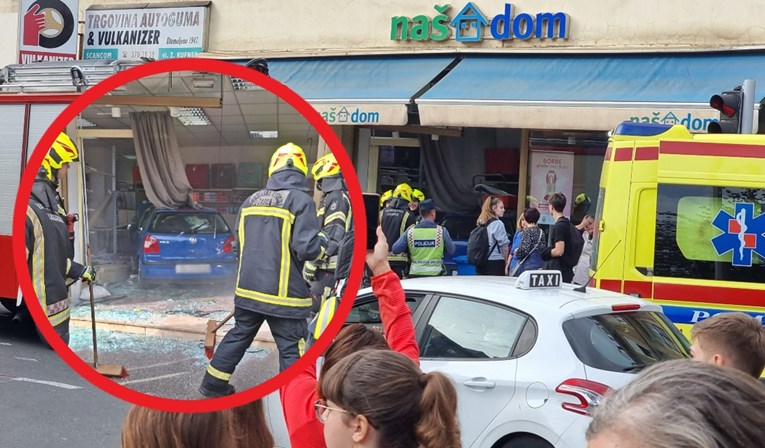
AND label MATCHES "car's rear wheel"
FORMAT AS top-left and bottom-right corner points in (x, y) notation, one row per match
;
(501, 435), (553, 448)
(137, 262), (151, 289)
(138, 273), (152, 289)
